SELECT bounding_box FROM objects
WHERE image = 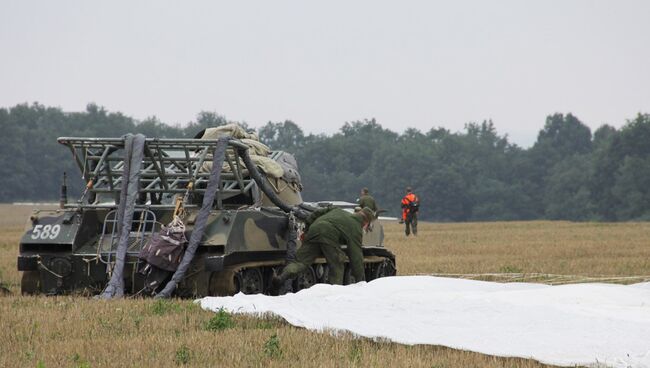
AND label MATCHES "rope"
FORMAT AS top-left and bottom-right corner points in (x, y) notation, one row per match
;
(132, 207), (147, 244)
(426, 272), (650, 285)
(167, 216), (187, 238)
(174, 182), (194, 219)
(82, 256), (100, 276)
(78, 148), (95, 204)
(267, 177), (288, 193)
(37, 259), (63, 279)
